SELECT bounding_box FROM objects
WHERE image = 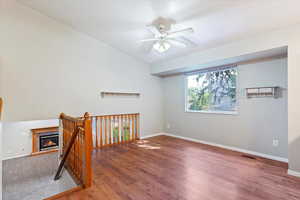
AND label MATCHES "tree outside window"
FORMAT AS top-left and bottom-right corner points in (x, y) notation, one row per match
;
(186, 68), (237, 113)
